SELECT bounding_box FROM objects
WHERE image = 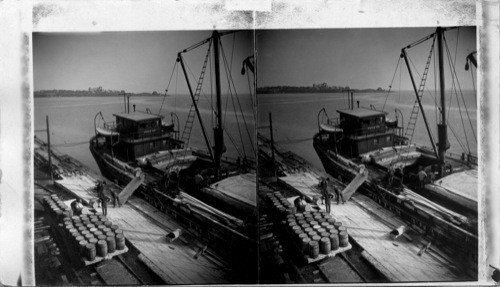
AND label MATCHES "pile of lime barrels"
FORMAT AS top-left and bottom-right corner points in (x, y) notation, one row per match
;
(266, 192), (349, 260)
(43, 194), (126, 262)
